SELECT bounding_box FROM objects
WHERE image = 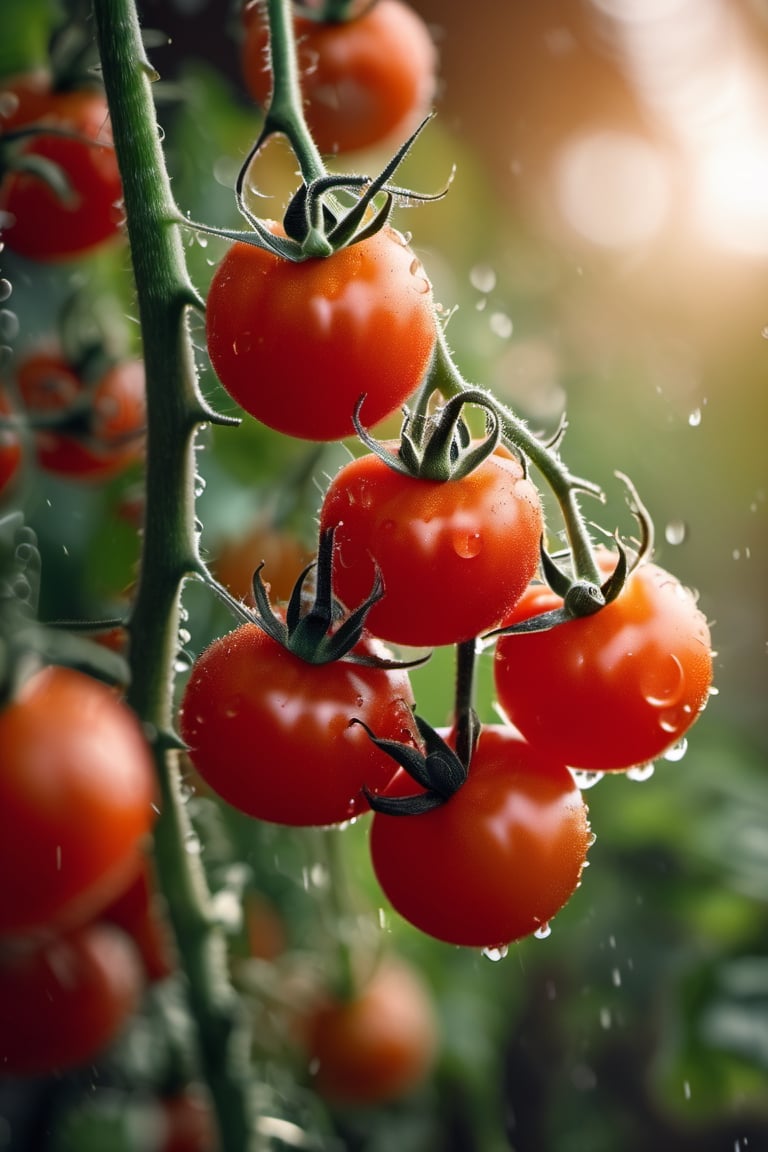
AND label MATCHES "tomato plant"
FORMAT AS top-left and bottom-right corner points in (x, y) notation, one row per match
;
(179, 622), (420, 826)
(0, 73), (124, 261)
(240, 0), (437, 155)
(0, 922), (143, 1076)
(302, 956), (439, 1104)
(0, 666), (157, 937)
(319, 443), (543, 646)
(494, 552), (714, 771)
(16, 350), (145, 480)
(205, 222), (436, 441)
(369, 724), (591, 949)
